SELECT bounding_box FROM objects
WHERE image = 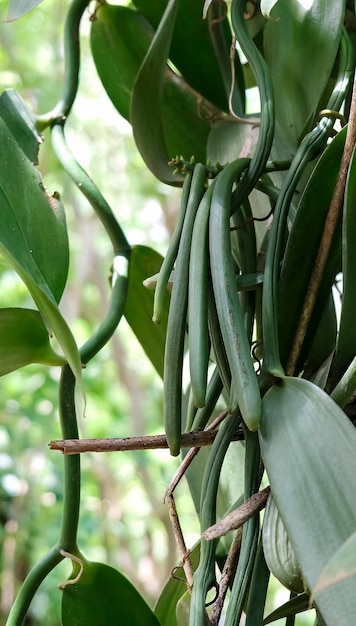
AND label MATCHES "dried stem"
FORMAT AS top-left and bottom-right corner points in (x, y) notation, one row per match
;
(203, 486), (270, 541)
(163, 411), (230, 593)
(166, 494), (194, 590)
(50, 424), (243, 455)
(210, 528), (243, 625)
